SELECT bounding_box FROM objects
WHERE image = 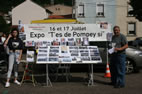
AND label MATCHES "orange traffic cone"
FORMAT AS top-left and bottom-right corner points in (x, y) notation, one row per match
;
(104, 63), (111, 78)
